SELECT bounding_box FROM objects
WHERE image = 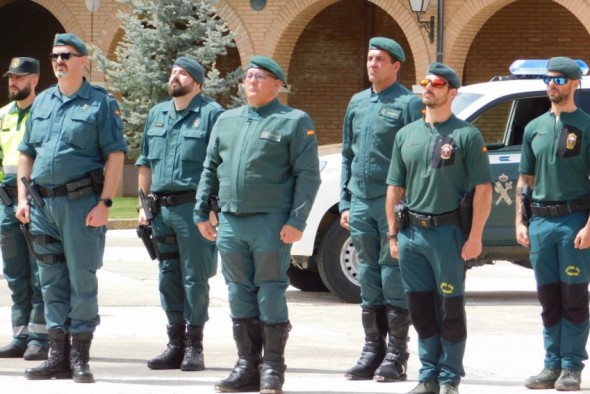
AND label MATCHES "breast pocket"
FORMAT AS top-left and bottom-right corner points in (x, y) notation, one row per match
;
(180, 128), (207, 162)
(63, 111), (98, 149)
(29, 112), (51, 146)
(146, 127), (167, 160)
(374, 105), (403, 147)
